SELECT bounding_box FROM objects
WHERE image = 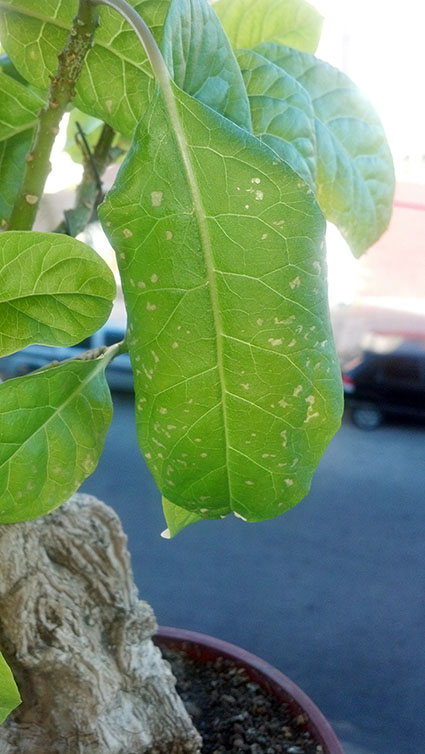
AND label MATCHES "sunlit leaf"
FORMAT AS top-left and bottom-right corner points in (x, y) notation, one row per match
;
(0, 232), (116, 357)
(0, 0), (251, 135)
(212, 0), (323, 54)
(0, 357), (113, 524)
(161, 496), (202, 538)
(236, 48), (316, 188)
(0, 652), (20, 725)
(255, 43), (395, 255)
(100, 82), (343, 523)
(162, 0), (251, 130)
